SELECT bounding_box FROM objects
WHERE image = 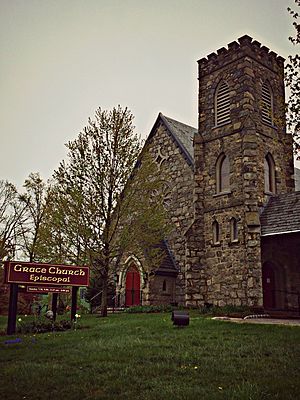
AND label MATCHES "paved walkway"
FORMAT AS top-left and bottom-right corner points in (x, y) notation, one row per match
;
(212, 316), (300, 326)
